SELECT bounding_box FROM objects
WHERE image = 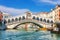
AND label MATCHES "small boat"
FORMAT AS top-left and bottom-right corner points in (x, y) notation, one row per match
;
(0, 21), (7, 30)
(51, 28), (60, 34)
